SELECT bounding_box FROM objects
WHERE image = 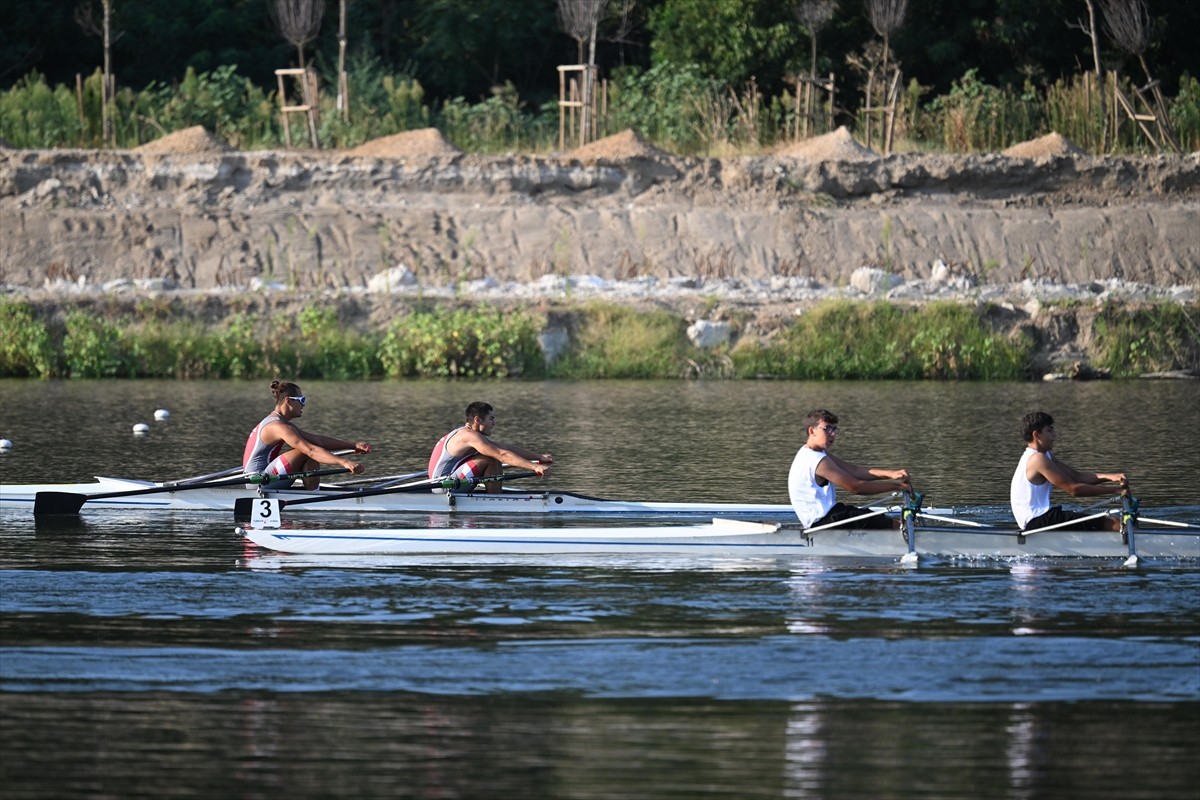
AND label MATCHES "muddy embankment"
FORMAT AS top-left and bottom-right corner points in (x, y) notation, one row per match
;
(1, 128), (1198, 374)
